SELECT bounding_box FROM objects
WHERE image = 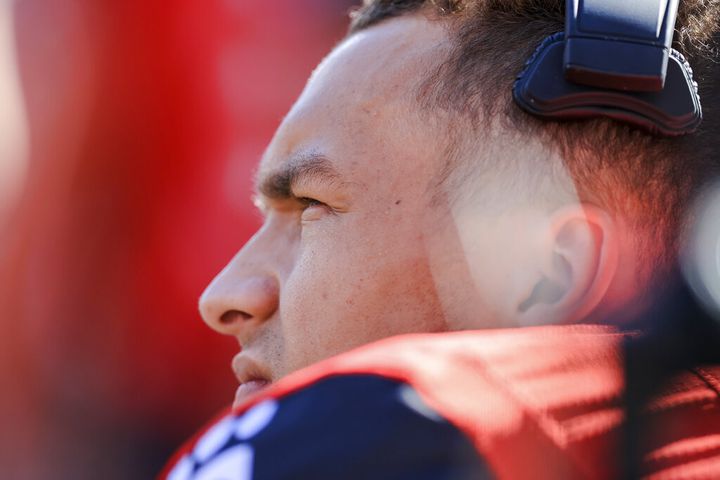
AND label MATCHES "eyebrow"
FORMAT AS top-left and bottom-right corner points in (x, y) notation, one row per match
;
(255, 153), (342, 200)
